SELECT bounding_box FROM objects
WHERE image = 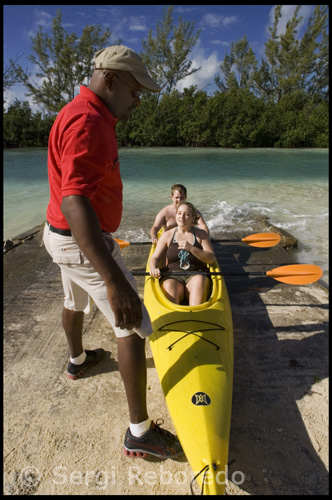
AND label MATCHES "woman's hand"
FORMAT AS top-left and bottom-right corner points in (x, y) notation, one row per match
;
(177, 240), (192, 252)
(150, 267), (161, 278)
